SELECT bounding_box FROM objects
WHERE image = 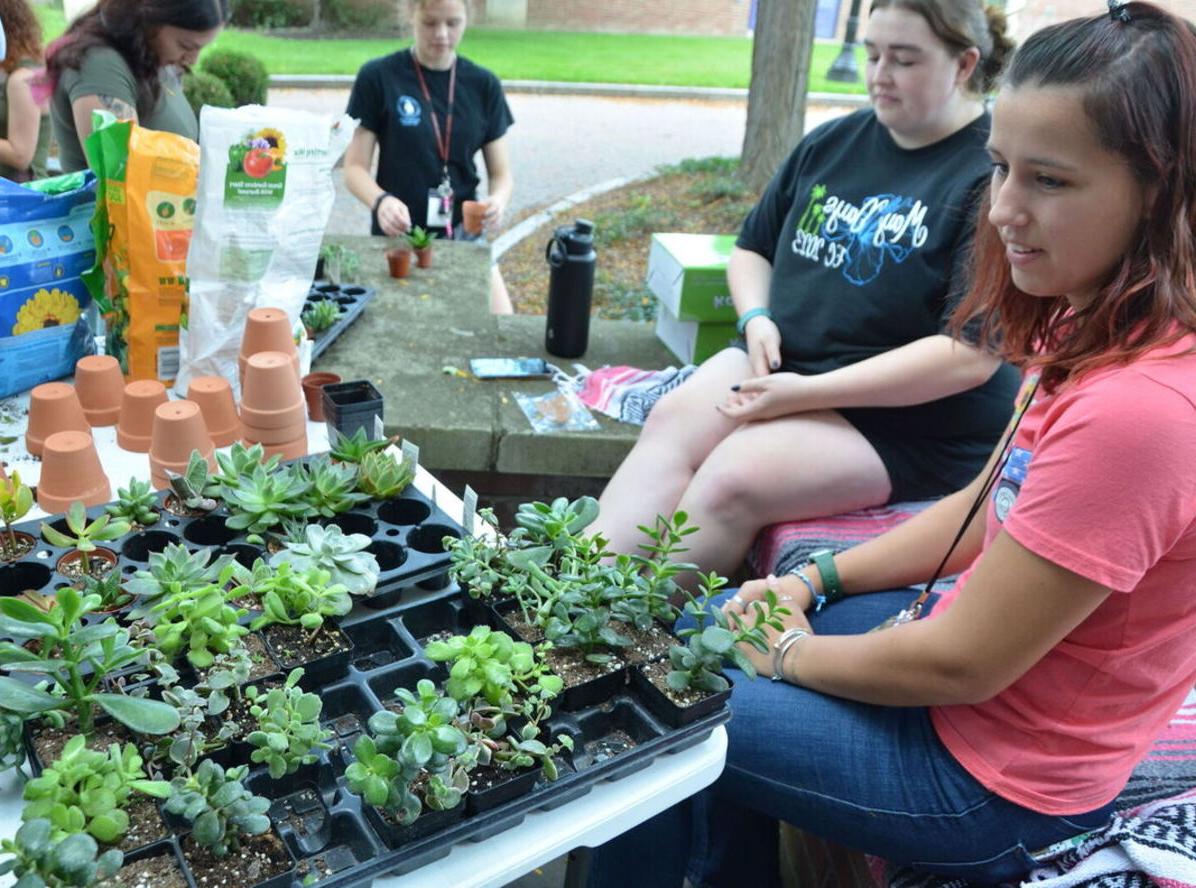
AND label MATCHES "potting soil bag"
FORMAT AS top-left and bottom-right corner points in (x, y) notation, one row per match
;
(176, 105), (357, 396)
(83, 113), (199, 384)
(0, 171), (98, 398)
